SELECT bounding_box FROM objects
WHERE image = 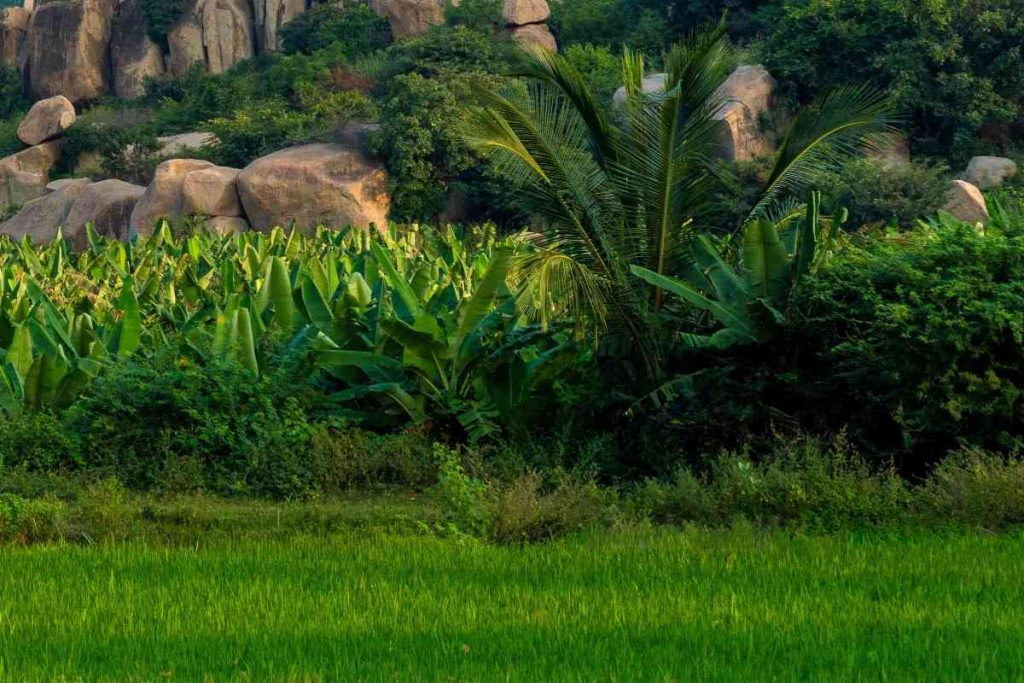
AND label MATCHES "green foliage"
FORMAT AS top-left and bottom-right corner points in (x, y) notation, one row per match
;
(791, 216), (1024, 465)
(139, 0), (190, 50)
(311, 426), (437, 490)
(550, 0), (667, 58)
(561, 44), (621, 103)
(0, 66), (28, 120)
(0, 412), (79, 472)
(756, 0), (1024, 160)
(65, 351), (318, 498)
(204, 100), (319, 167)
(57, 106), (161, 183)
(916, 449), (1024, 529)
(444, 0), (503, 32)
(279, 4), (390, 57)
(821, 158), (950, 229)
